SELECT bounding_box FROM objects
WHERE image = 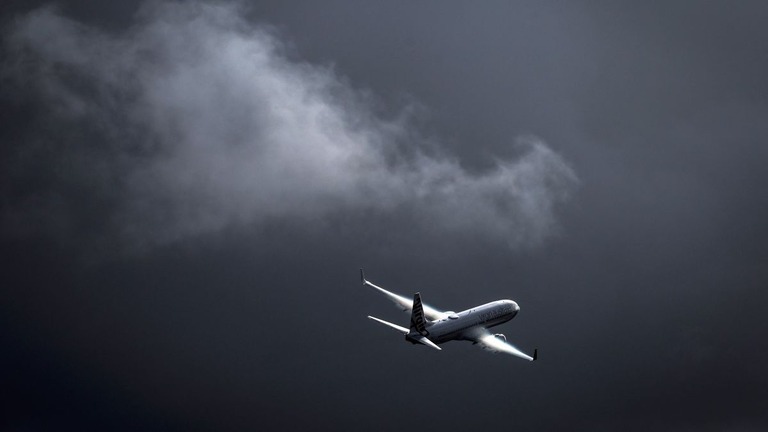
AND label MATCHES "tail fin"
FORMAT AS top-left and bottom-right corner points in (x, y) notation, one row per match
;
(410, 292), (429, 336)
